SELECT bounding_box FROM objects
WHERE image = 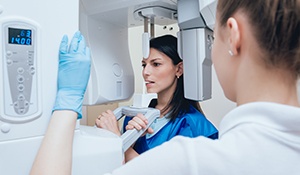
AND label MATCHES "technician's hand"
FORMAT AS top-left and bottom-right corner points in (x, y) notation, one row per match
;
(125, 113), (154, 136)
(95, 110), (121, 136)
(53, 31), (91, 119)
